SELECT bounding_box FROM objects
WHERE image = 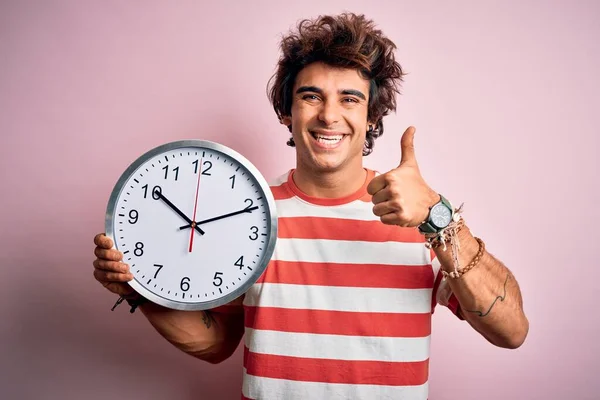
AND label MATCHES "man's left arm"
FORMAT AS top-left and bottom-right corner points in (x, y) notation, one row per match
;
(433, 225), (529, 349)
(367, 125), (529, 349)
